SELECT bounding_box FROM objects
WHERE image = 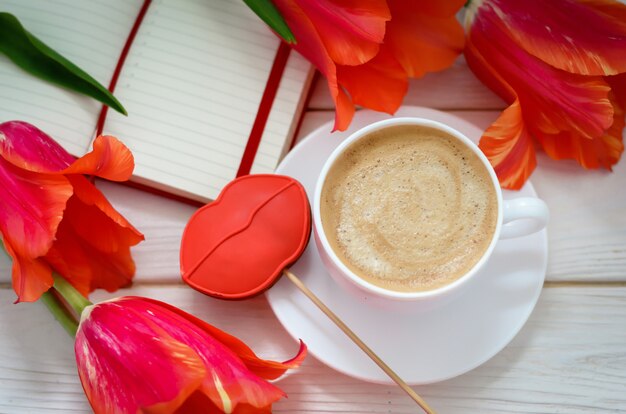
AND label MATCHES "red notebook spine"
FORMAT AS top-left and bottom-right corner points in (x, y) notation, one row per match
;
(236, 42), (291, 177)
